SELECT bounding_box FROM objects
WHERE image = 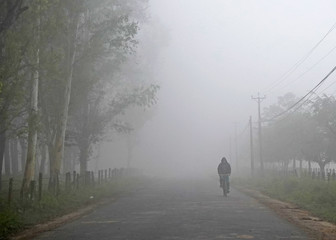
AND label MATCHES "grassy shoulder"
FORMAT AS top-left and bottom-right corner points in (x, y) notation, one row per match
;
(233, 175), (336, 224)
(0, 176), (148, 240)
